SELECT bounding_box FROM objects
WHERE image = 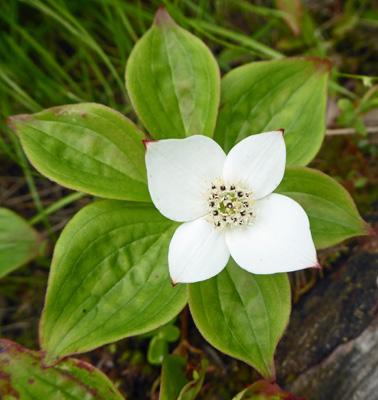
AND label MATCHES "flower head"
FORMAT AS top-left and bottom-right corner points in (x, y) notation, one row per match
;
(145, 131), (319, 284)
